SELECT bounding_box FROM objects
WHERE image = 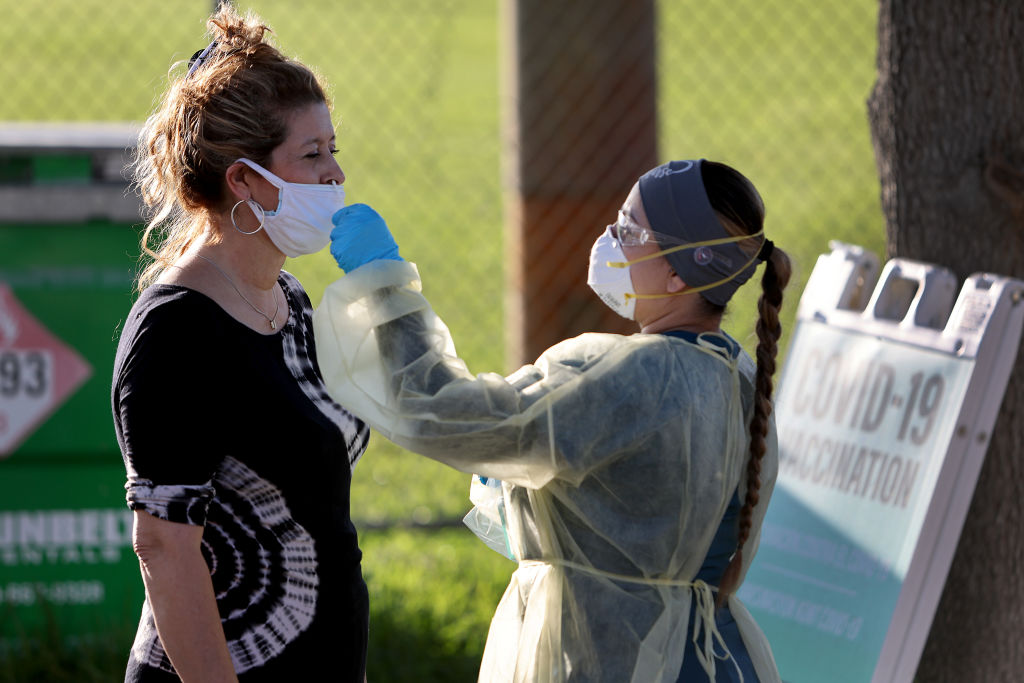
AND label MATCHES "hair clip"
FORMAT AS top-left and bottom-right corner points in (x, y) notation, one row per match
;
(187, 40), (220, 78)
